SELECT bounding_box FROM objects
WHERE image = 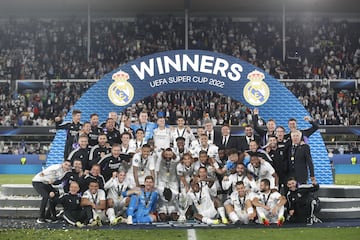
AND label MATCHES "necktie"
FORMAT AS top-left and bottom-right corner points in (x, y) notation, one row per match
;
(223, 136), (227, 145)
